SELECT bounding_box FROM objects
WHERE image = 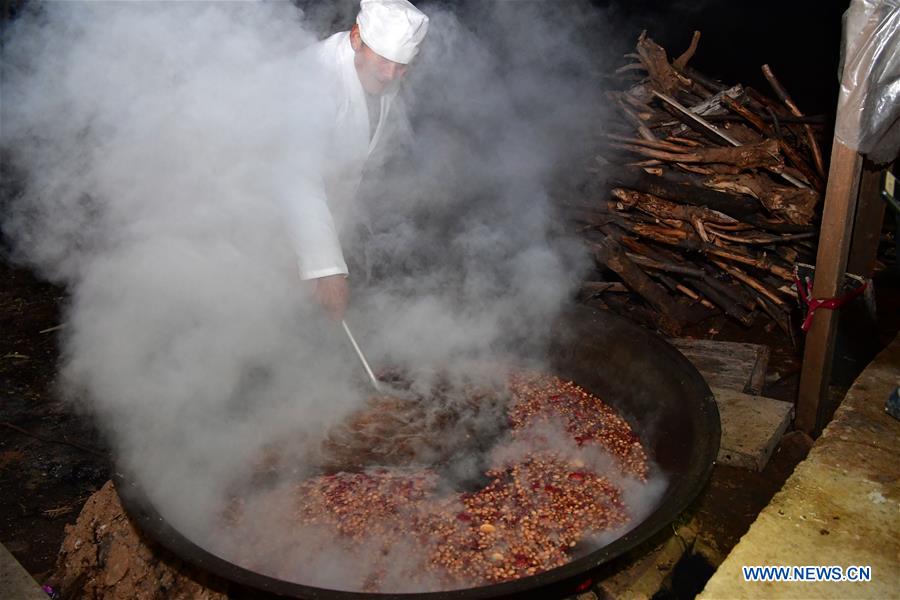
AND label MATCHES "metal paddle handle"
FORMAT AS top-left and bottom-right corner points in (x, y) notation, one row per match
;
(341, 320), (382, 393)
